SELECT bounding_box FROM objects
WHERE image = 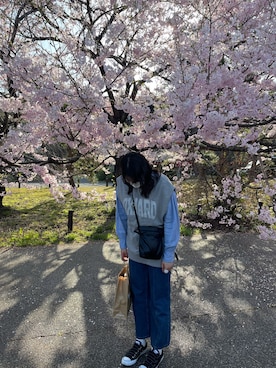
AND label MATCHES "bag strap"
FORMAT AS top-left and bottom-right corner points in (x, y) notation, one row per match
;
(132, 194), (179, 261)
(131, 193), (140, 230)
